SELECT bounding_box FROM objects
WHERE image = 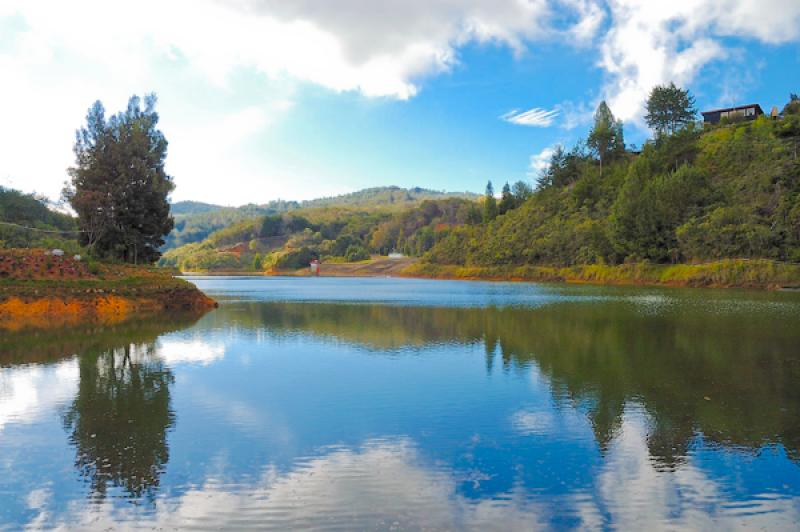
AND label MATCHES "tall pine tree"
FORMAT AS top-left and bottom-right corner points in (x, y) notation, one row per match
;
(483, 181), (498, 223)
(498, 182), (514, 215)
(65, 94), (174, 263)
(587, 101), (624, 176)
